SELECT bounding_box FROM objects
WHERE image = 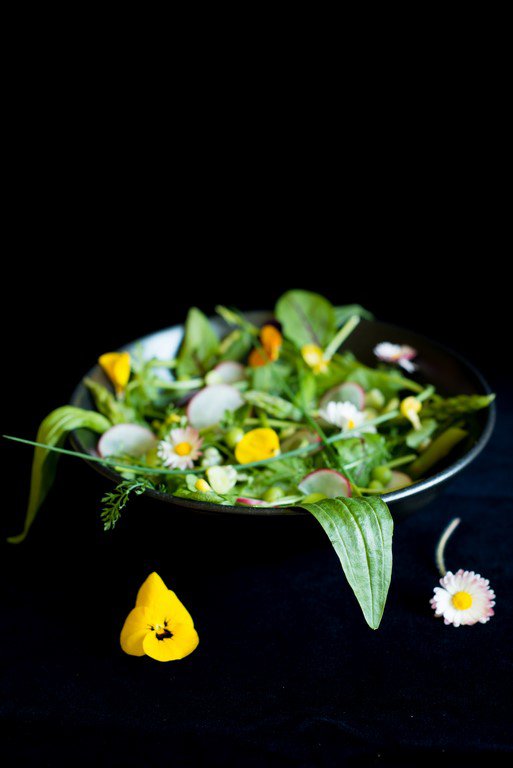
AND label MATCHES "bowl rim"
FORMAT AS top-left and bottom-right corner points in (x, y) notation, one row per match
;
(70, 315), (496, 517)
